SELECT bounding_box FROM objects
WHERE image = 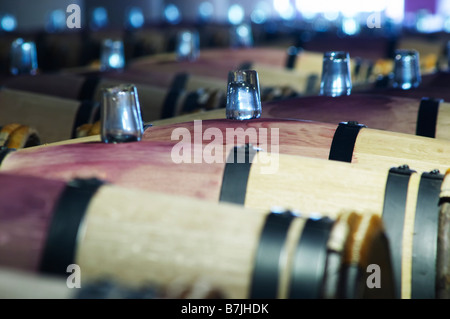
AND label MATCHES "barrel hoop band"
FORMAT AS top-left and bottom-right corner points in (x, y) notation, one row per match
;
(289, 217), (334, 299)
(250, 211), (296, 299)
(161, 73), (189, 119)
(0, 147), (16, 166)
(416, 97), (442, 138)
(39, 178), (105, 276)
(382, 165), (415, 299)
(411, 170), (444, 299)
(181, 91), (201, 114)
(219, 144), (257, 205)
(237, 61), (253, 70)
(72, 101), (99, 139)
(366, 61), (375, 81)
(285, 52), (297, 70)
(328, 121), (367, 163)
(353, 58), (362, 77)
(78, 73), (101, 101)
